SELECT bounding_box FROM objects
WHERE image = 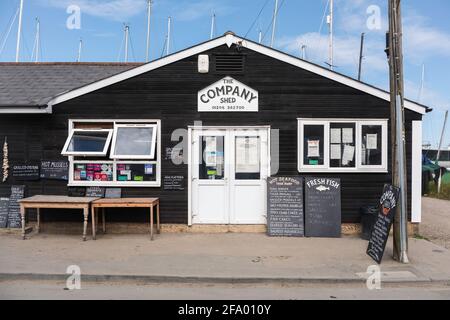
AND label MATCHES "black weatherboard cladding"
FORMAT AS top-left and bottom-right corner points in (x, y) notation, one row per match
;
(0, 44), (422, 224)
